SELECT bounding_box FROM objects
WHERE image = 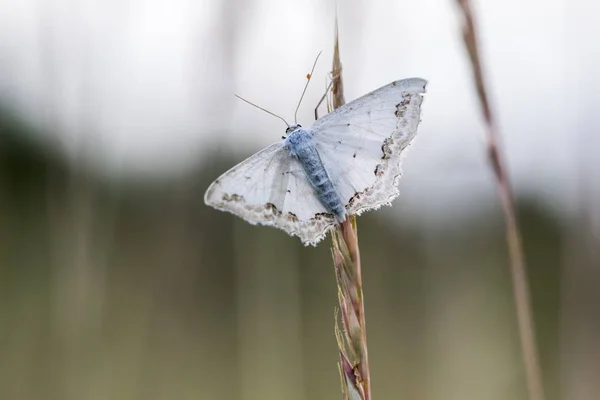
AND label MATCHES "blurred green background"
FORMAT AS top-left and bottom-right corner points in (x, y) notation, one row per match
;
(1, 1), (598, 399)
(1, 106), (598, 400)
